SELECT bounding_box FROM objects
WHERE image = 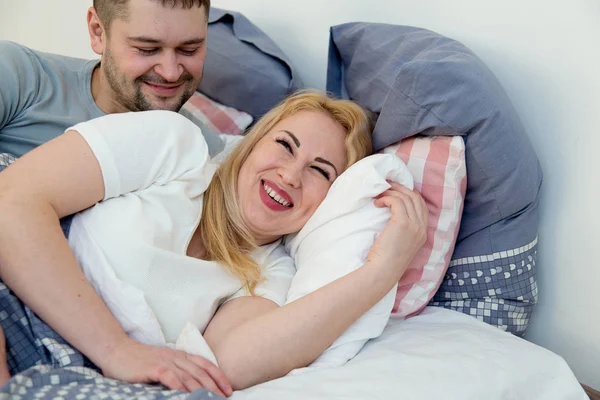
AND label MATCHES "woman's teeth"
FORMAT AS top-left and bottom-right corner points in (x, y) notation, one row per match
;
(263, 182), (291, 207)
